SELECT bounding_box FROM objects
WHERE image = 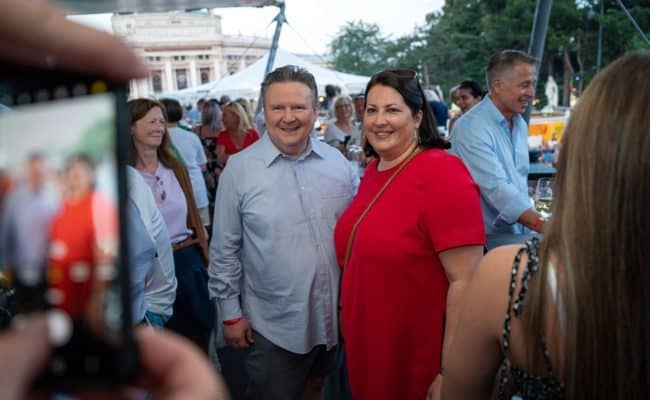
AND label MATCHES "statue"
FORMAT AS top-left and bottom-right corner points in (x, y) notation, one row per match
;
(544, 75), (559, 111)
